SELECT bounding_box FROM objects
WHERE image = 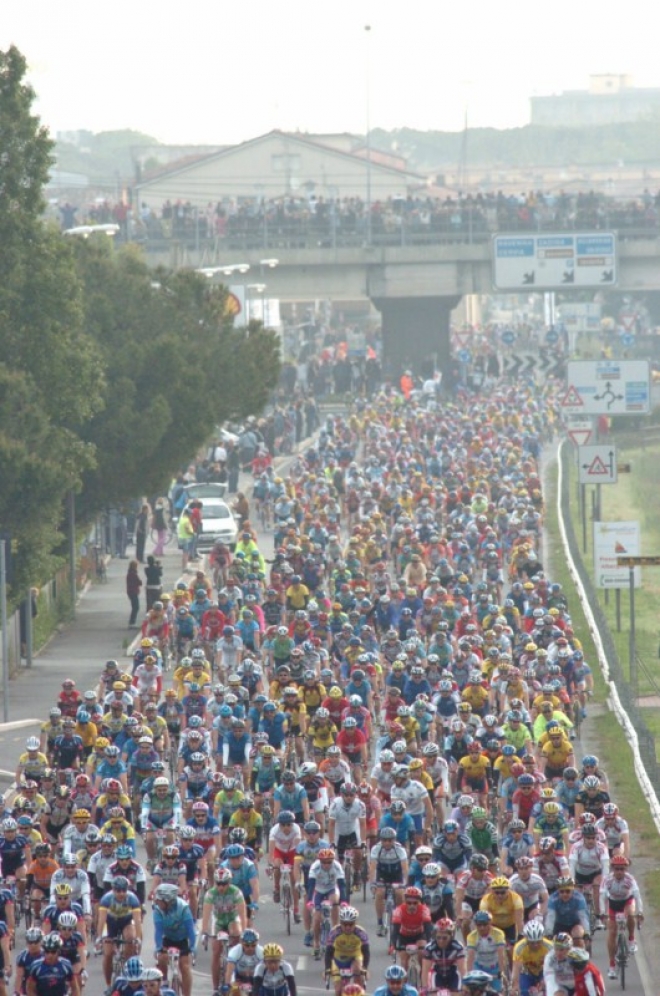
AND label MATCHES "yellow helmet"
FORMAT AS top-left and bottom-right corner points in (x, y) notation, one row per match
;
(490, 876), (510, 890)
(112, 681), (125, 690)
(95, 737), (110, 751)
(409, 759), (423, 770)
(543, 802), (561, 815)
(263, 943), (283, 959)
(329, 687), (343, 699)
(261, 745), (276, 756)
(55, 883), (73, 897)
(73, 809), (91, 820)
